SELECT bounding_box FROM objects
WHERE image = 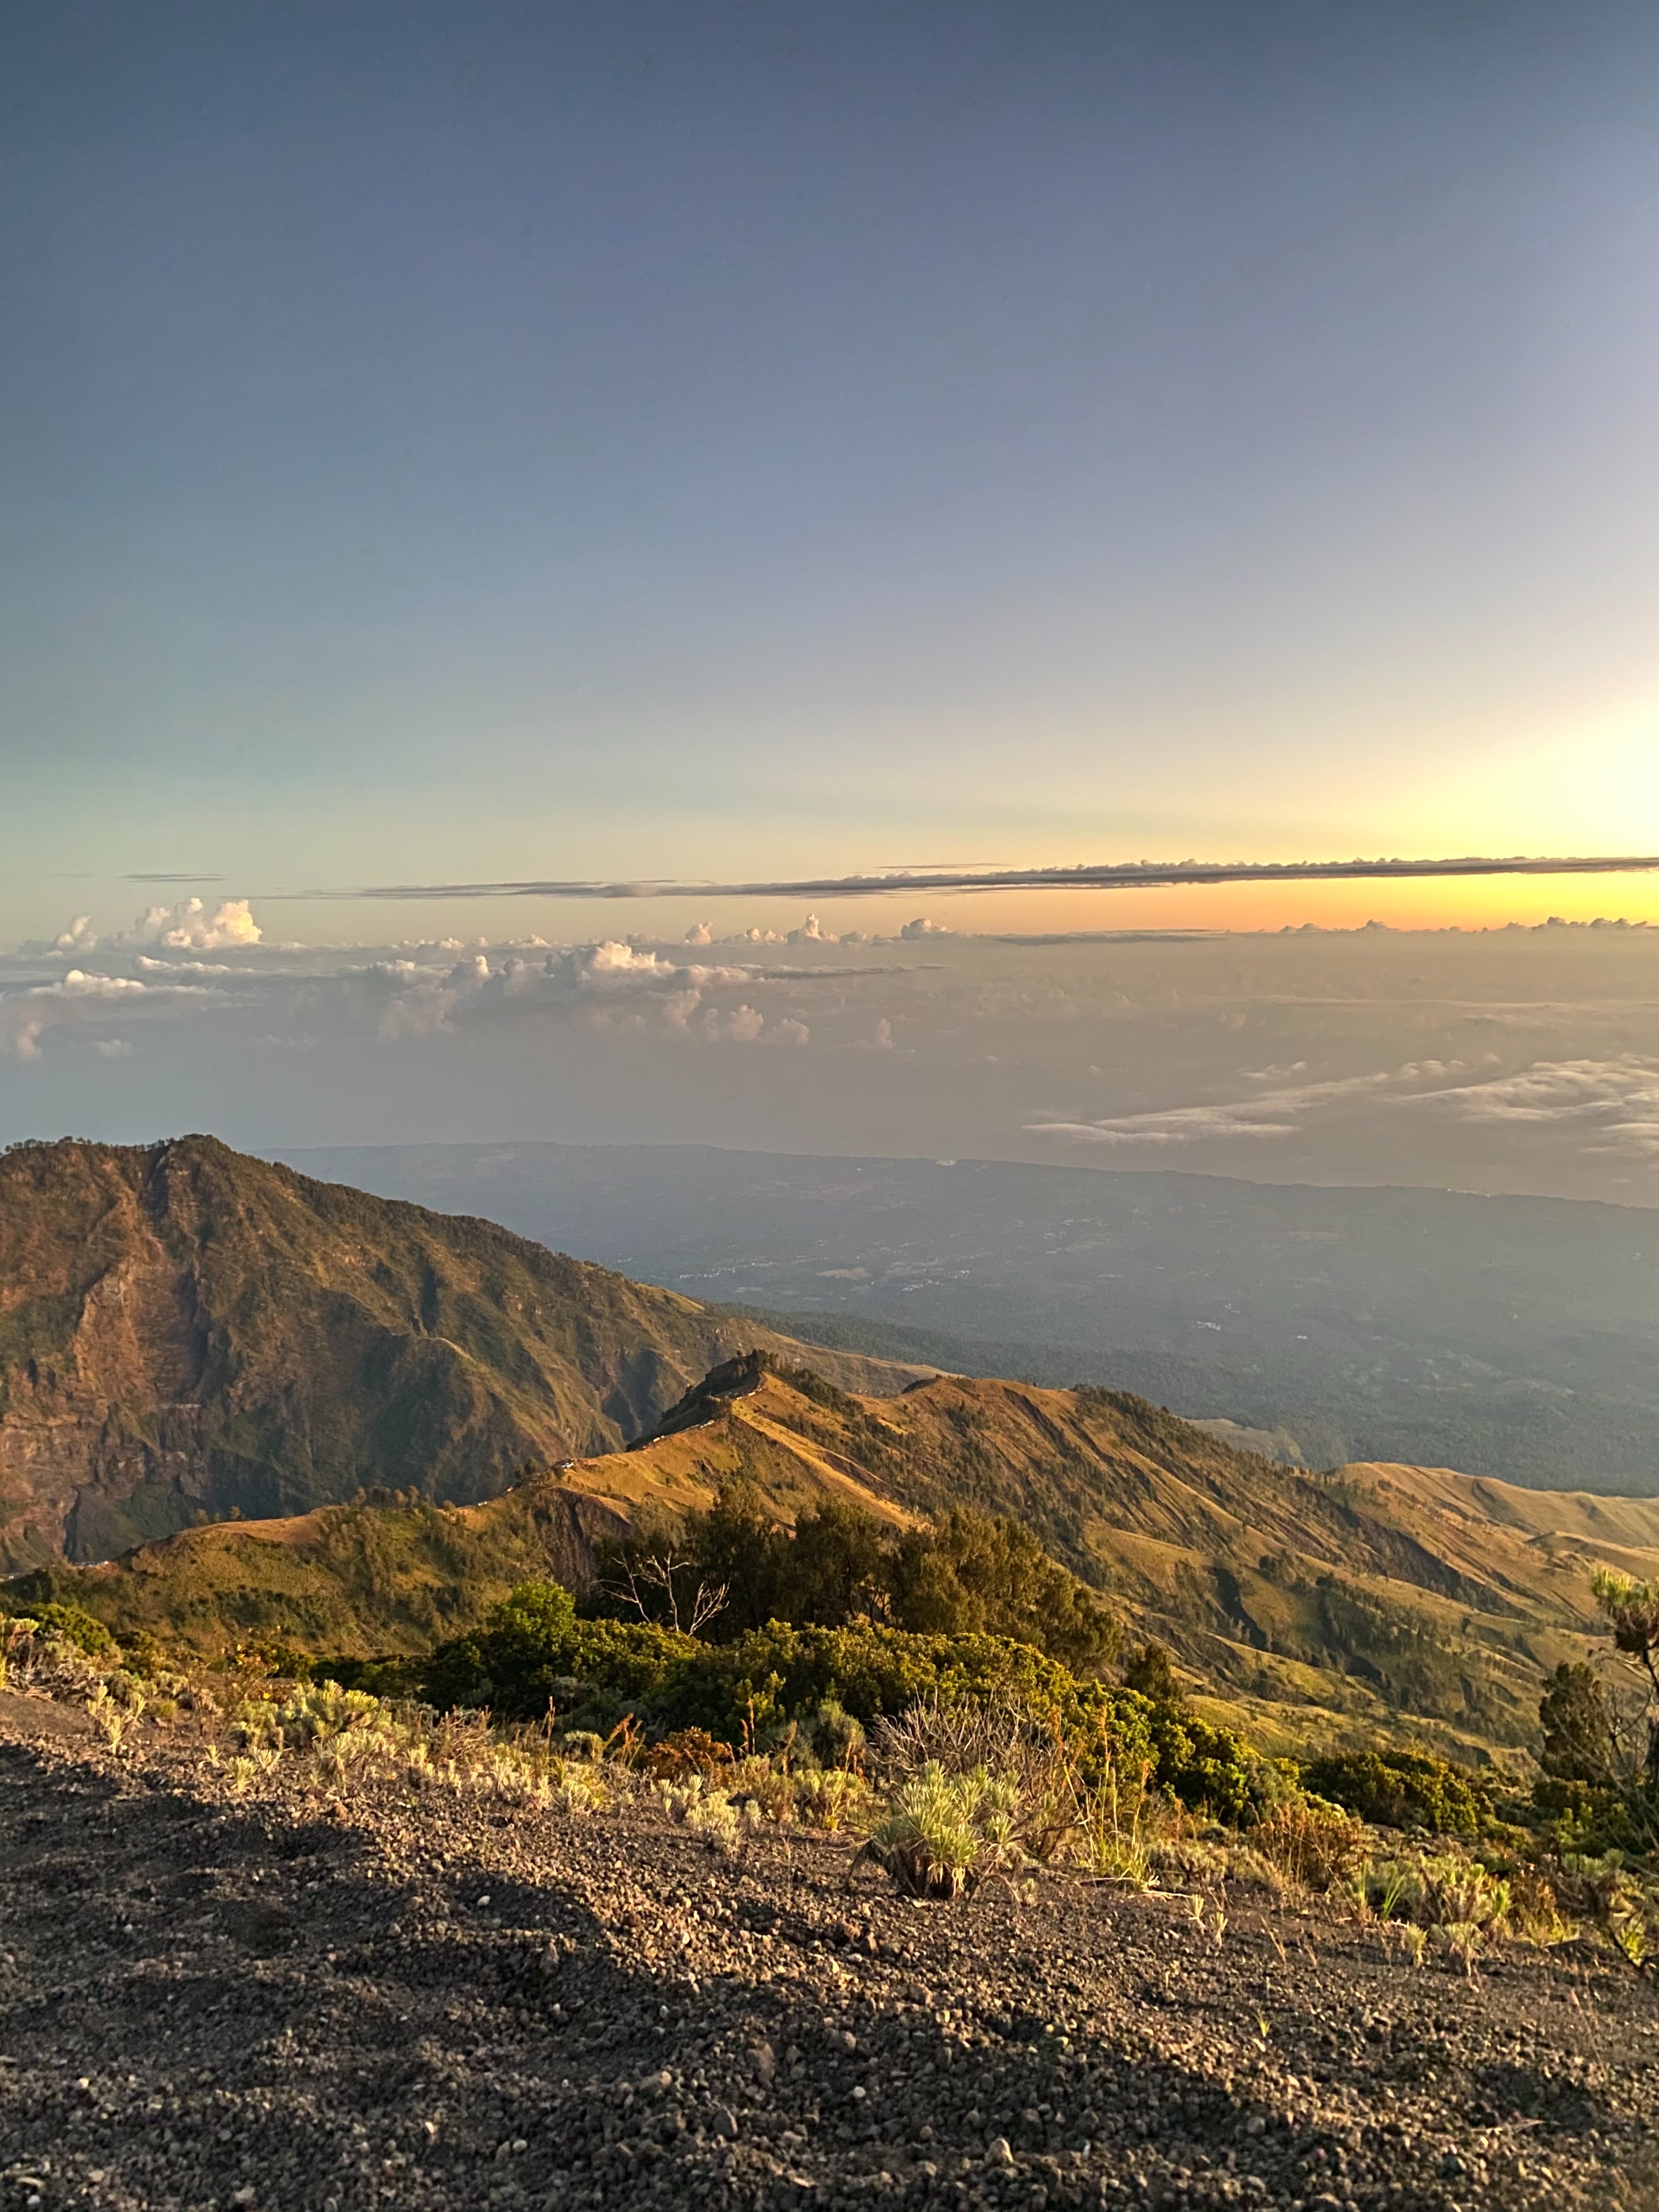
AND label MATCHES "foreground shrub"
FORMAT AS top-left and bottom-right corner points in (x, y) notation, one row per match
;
(1357, 1846), (1517, 1973)
(1069, 1746), (1176, 1887)
(236, 1680), (392, 1750)
(656, 1776), (746, 1855)
(1301, 1749), (1491, 1837)
(1361, 1849), (1510, 1931)
(642, 1727), (735, 1782)
(419, 1579), (1266, 1818)
(1555, 1852), (1659, 1974)
(1250, 1799), (1367, 1891)
(864, 1762), (1023, 1897)
(795, 1766), (871, 1831)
